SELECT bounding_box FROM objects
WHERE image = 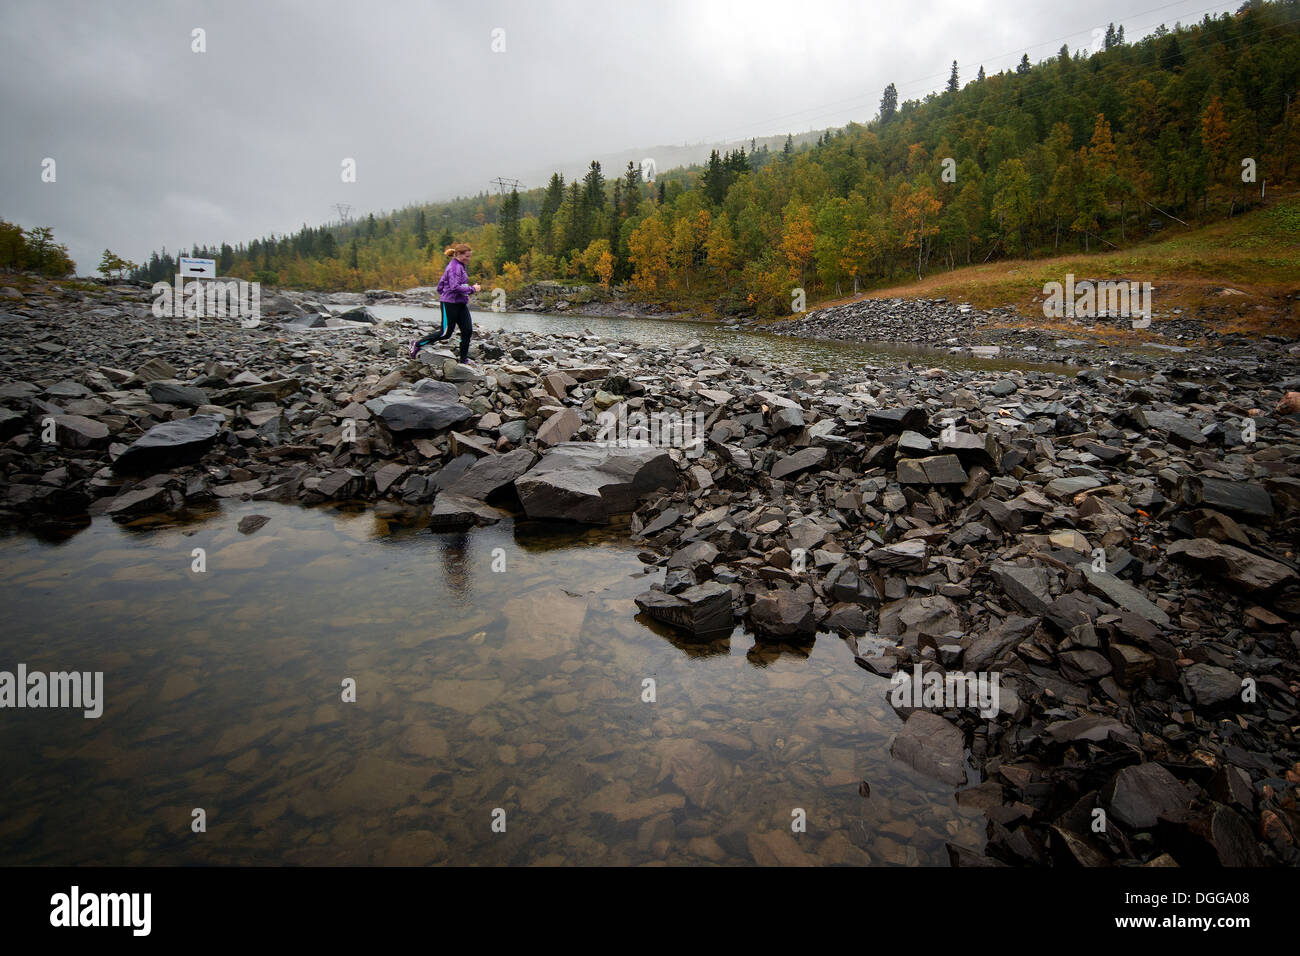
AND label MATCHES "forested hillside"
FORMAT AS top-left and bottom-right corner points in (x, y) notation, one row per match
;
(132, 1), (1300, 316)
